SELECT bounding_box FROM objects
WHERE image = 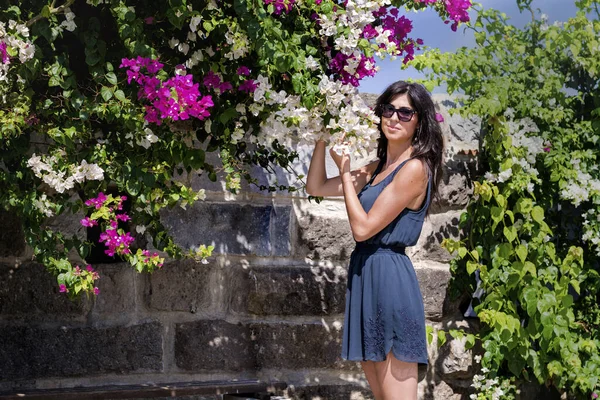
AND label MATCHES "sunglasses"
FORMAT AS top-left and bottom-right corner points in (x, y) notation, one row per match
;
(380, 104), (417, 122)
